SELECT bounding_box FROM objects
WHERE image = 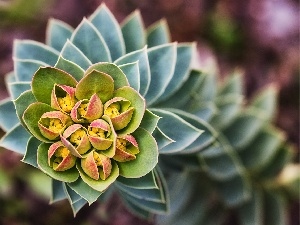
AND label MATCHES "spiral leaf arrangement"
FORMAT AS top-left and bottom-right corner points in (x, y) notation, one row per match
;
(0, 3), (298, 223)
